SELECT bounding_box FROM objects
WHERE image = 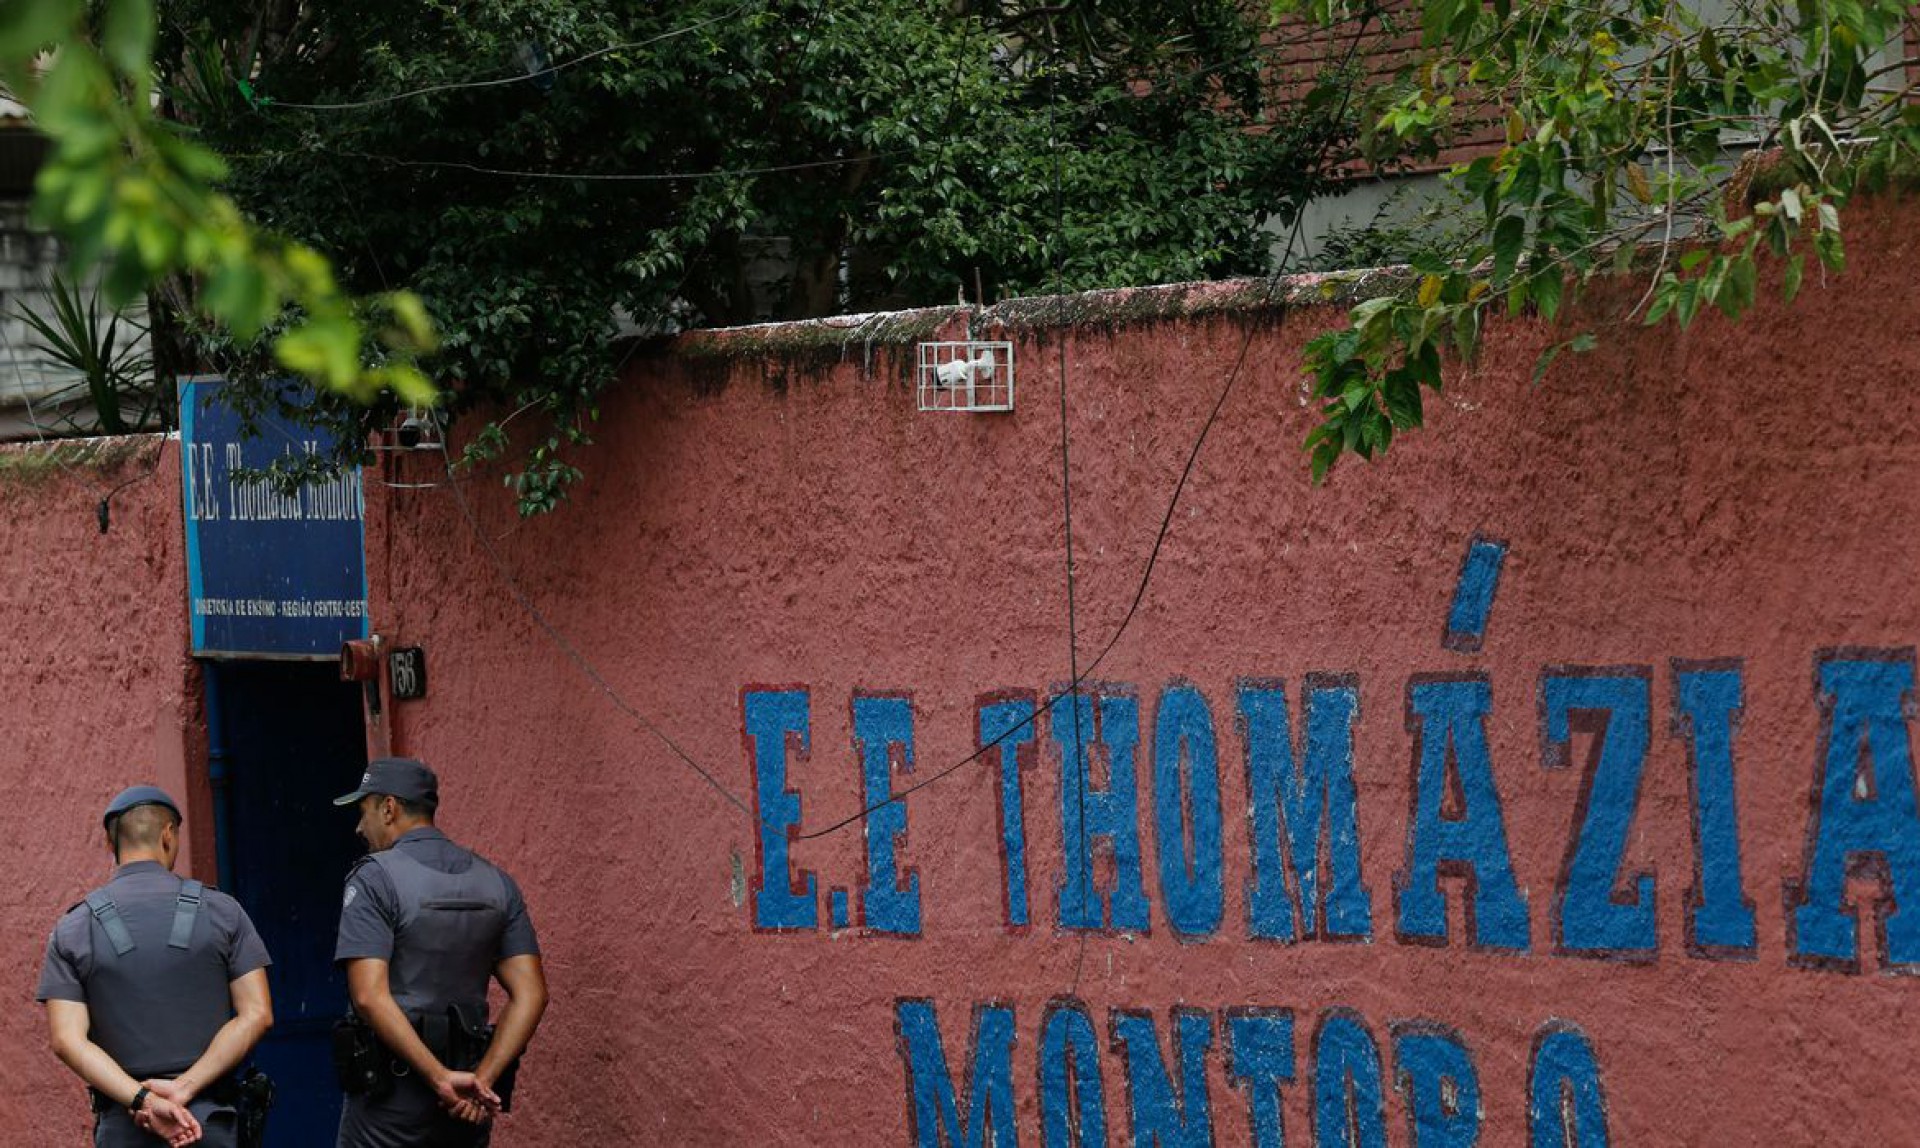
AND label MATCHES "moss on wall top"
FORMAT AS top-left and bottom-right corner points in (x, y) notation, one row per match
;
(652, 268), (1408, 386)
(0, 434), (164, 489)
